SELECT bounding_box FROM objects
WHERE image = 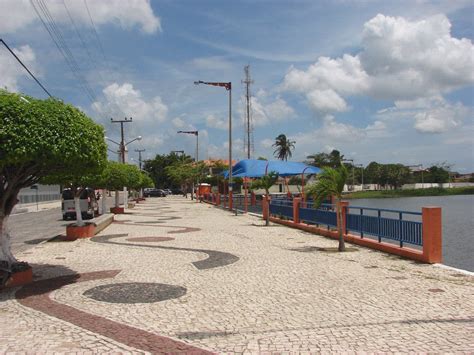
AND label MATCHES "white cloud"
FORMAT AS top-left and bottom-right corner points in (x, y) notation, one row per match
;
(361, 14), (474, 99)
(413, 103), (466, 133)
(0, 0), (161, 34)
(191, 56), (233, 71)
(306, 89), (348, 113)
(377, 96), (470, 134)
(261, 138), (274, 149)
(0, 45), (37, 92)
(172, 117), (185, 128)
(282, 13), (474, 115)
(93, 82), (168, 127)
(206, 114), (227, 130)
(240, 95), (295, 127)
